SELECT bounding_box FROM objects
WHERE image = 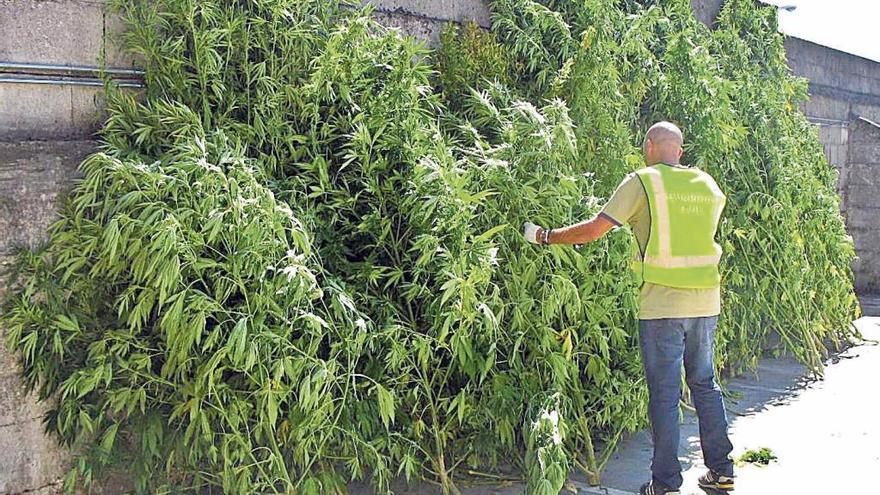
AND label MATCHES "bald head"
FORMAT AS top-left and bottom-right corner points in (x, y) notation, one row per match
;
(643, 121), (684, 165)
(645, 122), (683, 147)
